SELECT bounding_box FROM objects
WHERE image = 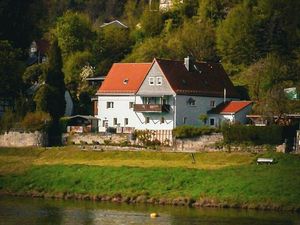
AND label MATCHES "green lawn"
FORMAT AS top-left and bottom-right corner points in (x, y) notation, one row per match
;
(0, 147), (299, 210)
